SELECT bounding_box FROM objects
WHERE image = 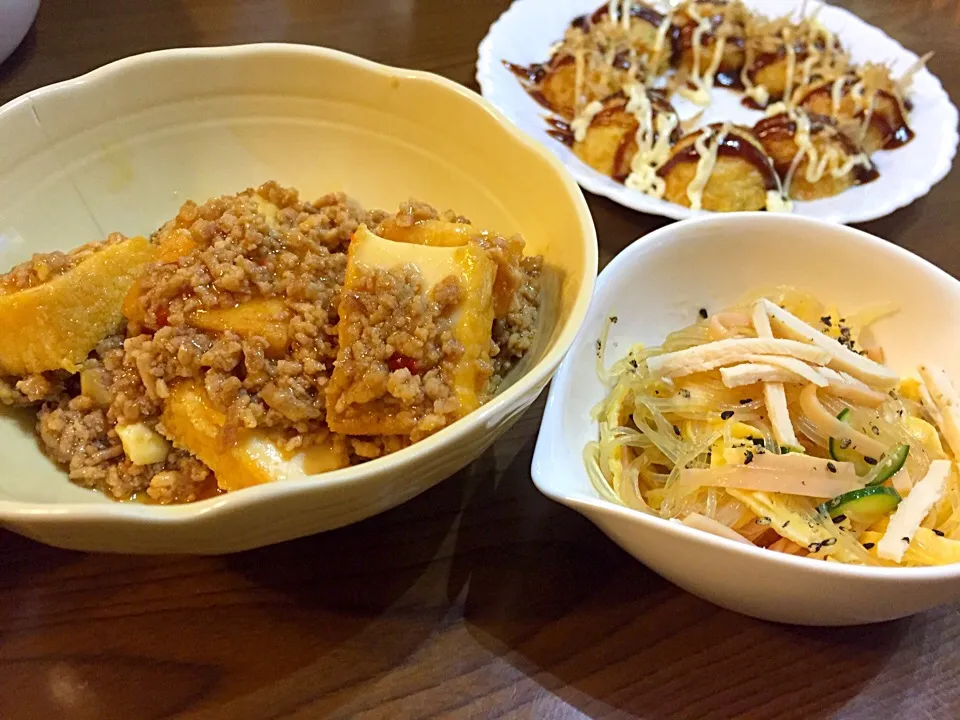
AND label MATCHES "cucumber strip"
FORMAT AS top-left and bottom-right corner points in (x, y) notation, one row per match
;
(817, 486), (902, 525)
(863, 444), (910, 487)
(829, 408), (872, 476)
